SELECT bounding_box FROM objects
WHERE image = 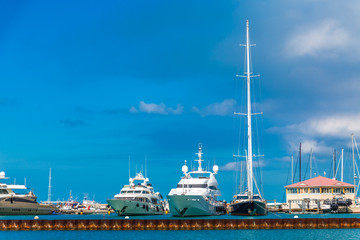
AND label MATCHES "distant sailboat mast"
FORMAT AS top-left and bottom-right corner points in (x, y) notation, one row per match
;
(47, 168), (51, 203)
